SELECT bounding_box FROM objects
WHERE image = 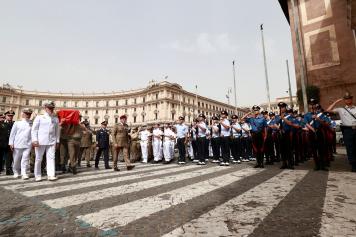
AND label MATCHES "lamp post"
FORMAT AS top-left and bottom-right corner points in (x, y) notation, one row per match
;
(260, 24), (272, 111)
